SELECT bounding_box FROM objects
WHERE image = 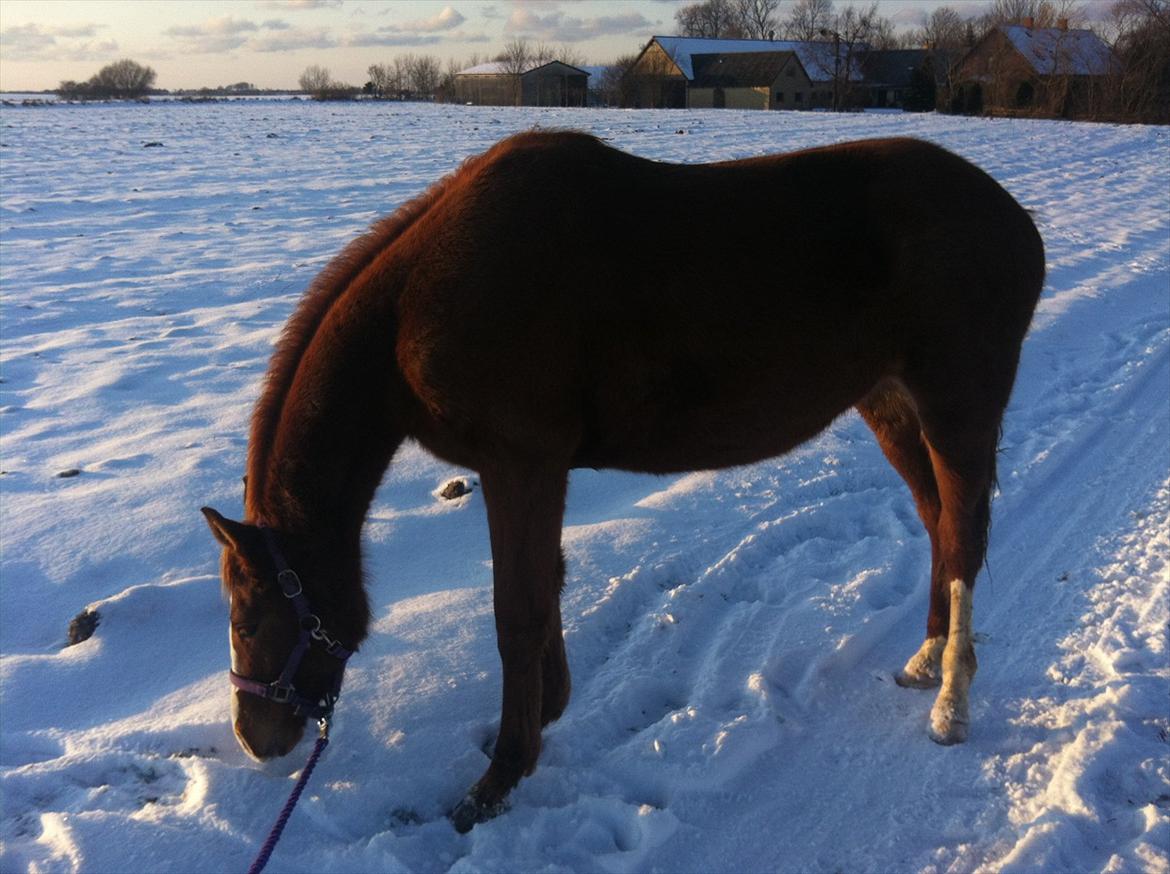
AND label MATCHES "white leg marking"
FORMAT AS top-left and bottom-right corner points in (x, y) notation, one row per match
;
(896, 635), (946, 688)
(929, 578), (977, 745)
